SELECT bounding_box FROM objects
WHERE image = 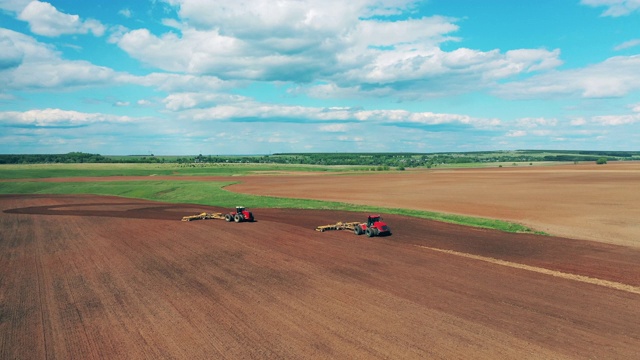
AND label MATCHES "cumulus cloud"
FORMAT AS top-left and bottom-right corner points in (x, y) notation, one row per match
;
(116, 28), (249, 76)
(163, 92), (249, 111)
(516, 117), (558, 128)
(0, 33), (24, 70)
(17, 1), (105, 37)
(0, 29), (116, 91)
(114, 15), (462, 84)
(124, 72), (232, 93)
(319, 124), (349, 132)
(0, 0), (32, 12)
(591, 114), (640, 125)
(164, 0), (418, 36)
(506, 130), (526, 137)
(0, 108), (134, 127)
(164, 96), (501, 132)
(571, 117), (587, 126)
(581, 0), (640, 17)
(112, 0), (561, 99)
(334, 47), (562, 99)
(494, 55), (640, 99)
